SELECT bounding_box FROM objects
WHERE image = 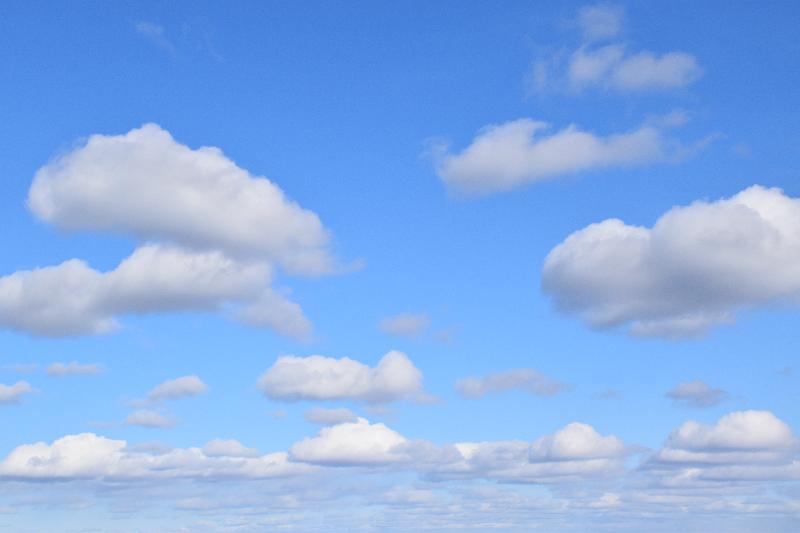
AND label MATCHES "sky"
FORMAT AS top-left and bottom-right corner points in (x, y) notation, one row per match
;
(1, 1), (799, 531)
